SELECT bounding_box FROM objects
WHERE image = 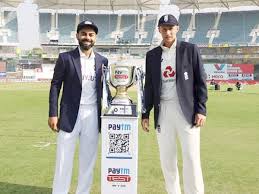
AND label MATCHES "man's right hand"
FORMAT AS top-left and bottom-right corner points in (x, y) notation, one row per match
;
(48, 117), (59, 132)
(141, 119), (150, 132)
